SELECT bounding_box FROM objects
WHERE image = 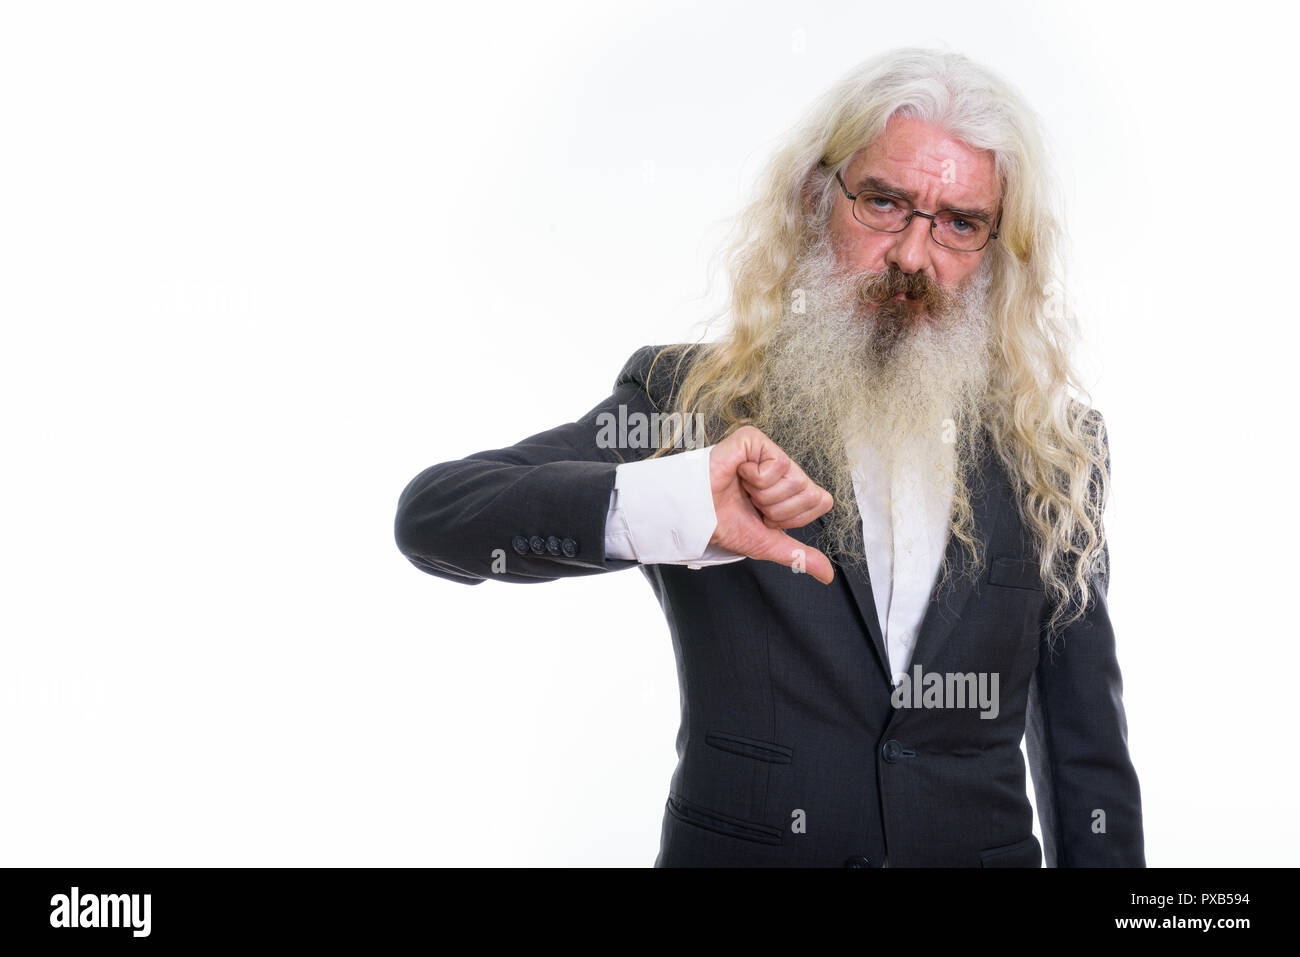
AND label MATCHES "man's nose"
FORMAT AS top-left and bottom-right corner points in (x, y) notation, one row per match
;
(884, 214), (934, 277)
